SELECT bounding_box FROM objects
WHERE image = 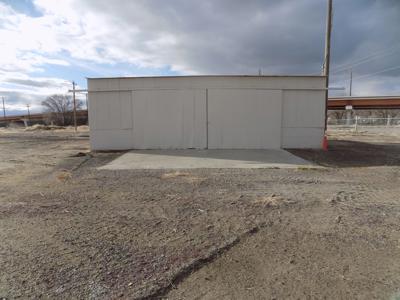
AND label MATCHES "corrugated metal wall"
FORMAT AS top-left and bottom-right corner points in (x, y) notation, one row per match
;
(88, 76), (325, 150)
(132, 89), (207, 149)
(207, 89), (282, 149)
